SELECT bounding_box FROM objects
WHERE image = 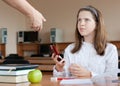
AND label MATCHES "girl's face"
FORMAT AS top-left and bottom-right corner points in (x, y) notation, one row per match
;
(77, 10), (96, 39)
